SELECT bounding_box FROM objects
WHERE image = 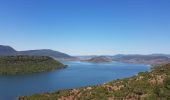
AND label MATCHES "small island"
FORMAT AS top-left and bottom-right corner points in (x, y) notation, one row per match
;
(82, 56), (113, 63)
(0, 56), (65, 75)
